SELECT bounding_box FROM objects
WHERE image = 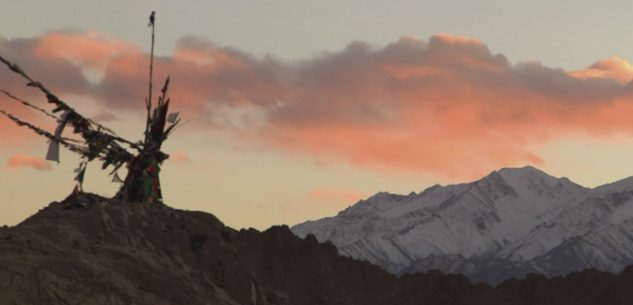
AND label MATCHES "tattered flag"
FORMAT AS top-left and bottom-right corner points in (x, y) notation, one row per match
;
(74, 164), (86, 184)
(112, 172), (124, 183)
(45, 141), (60, 163)
(45, 110), (72, 162)
(167, 111), (180, 123)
